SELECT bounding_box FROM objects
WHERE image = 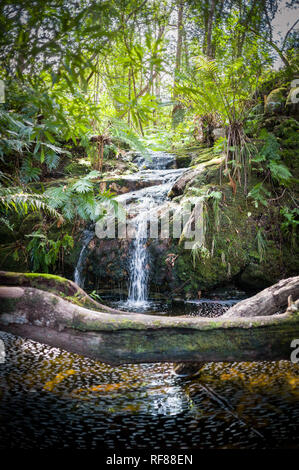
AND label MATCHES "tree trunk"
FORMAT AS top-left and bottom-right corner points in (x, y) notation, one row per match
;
(0, 271), (135, 315)
(128, 69), (131, 126)
(223, 277), (299, 318)
(206, 0), (216, 59)
(172, 0), (184, 127)
(1, 274), (298, 365)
